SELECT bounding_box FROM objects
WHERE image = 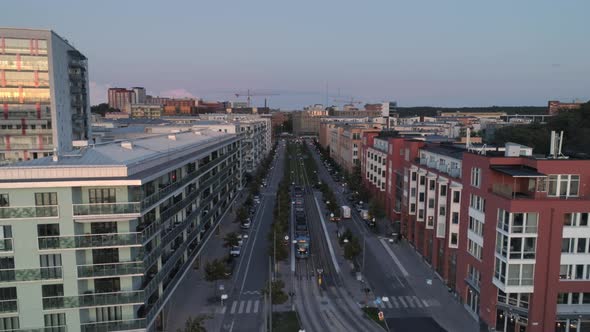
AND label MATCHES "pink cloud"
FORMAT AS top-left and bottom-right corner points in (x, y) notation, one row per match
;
(160, 88), (197, 99)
